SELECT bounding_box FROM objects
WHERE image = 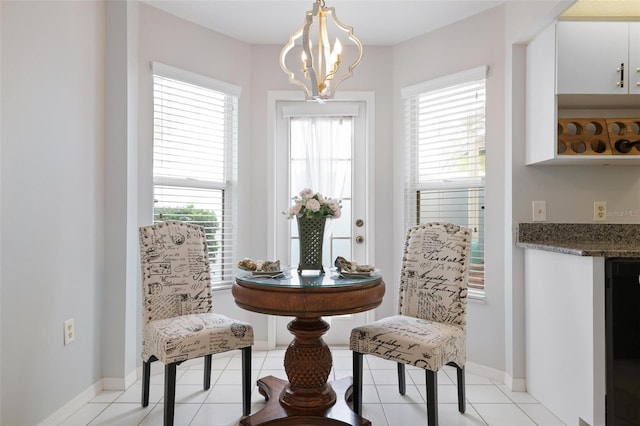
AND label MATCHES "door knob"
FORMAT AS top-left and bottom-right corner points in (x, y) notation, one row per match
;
(355, 236), (364, 244)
